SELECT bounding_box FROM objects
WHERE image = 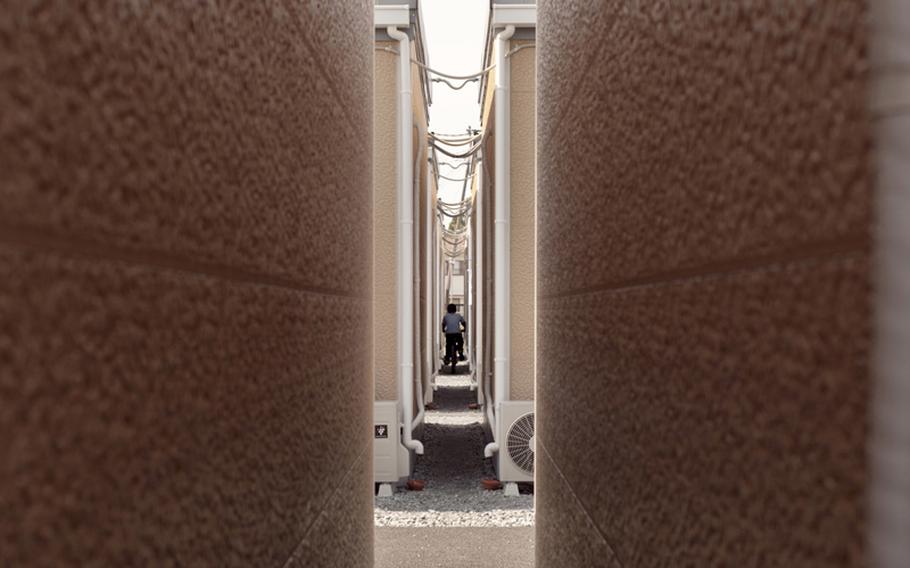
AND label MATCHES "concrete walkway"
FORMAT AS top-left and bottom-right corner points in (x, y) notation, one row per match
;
(374, 527), (535, 567)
